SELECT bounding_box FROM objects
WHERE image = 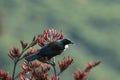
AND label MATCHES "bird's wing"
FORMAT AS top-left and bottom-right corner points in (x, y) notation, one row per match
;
(39, 41), (63, 57)
(48, 41), (63, 51)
